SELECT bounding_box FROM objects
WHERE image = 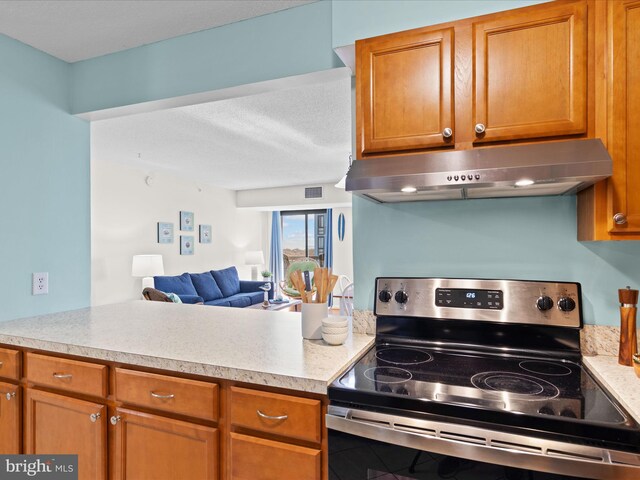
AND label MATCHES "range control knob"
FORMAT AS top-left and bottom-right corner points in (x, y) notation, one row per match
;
(536, 296), (554, 311)
(538, 406), (555, 416)
(558, 297), (576, 312)
(394, 291), (409, 304)
(378, 290), (392, 303)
